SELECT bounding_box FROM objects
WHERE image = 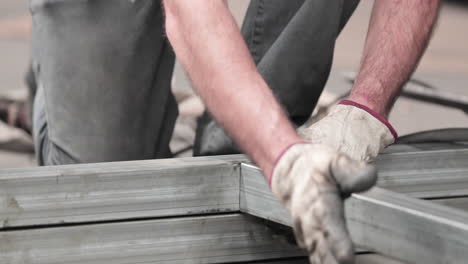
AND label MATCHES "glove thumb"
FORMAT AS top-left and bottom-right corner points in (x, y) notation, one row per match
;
(331, 154), (377, 195)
